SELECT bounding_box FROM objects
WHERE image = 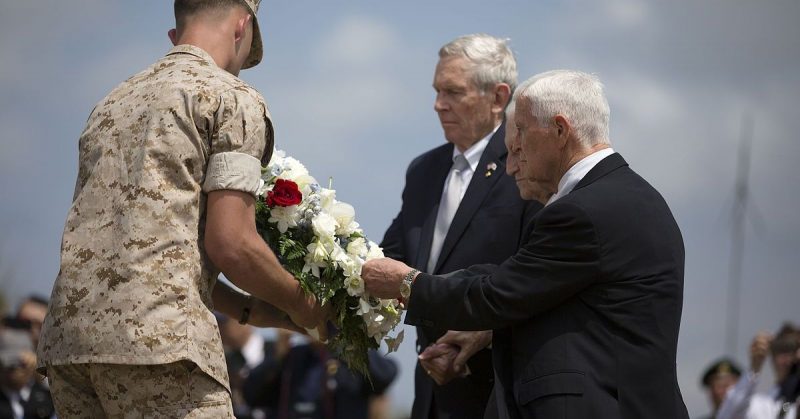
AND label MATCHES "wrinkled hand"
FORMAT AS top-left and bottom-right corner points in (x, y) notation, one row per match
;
(419, 343), (463, 385)
(434, 330), (492, 374)
(288, 293), (331, 343)
(362, 258), (413, 299)
(750, 331), (772, 374)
